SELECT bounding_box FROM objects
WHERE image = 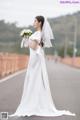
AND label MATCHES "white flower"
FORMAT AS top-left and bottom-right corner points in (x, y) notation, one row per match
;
(20, 29), (32, 37)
